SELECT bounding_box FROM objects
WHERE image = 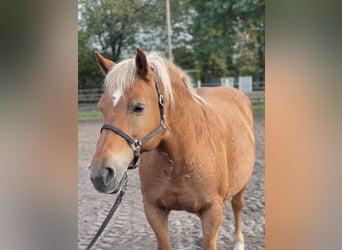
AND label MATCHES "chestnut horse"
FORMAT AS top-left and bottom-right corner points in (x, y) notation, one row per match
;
(89, 48), (255, 250)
